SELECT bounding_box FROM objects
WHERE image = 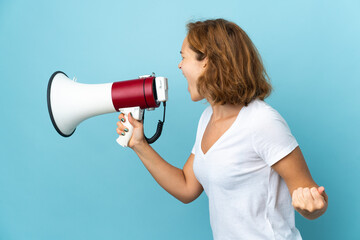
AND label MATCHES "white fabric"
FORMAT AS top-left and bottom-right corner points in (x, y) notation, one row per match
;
(191, 99), (302, 240)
